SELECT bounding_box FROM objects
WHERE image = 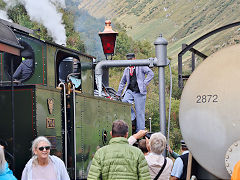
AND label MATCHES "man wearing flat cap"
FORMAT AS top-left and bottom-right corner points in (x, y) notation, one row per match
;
(116, 53), (154, 132)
